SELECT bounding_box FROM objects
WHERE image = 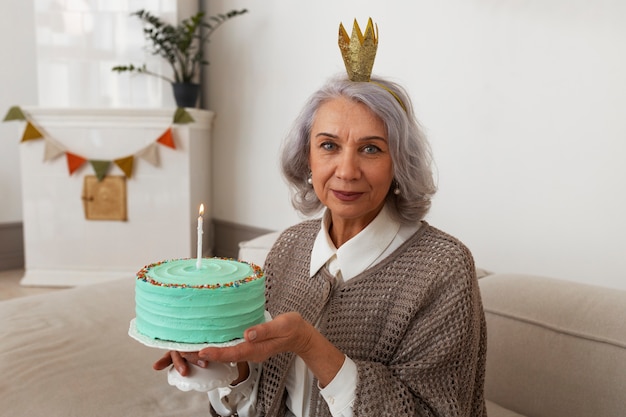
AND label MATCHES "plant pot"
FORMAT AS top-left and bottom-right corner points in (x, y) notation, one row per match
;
(172, 83), (200, 108)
